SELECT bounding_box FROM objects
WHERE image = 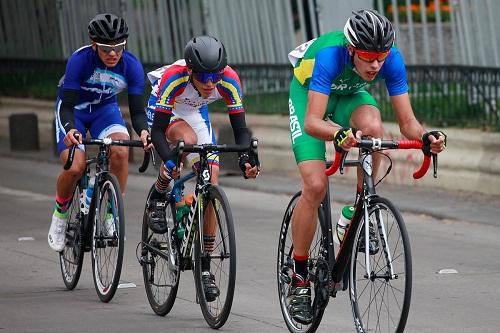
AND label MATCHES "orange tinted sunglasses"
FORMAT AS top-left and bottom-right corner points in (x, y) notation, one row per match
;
(355, 48), (390, 62)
